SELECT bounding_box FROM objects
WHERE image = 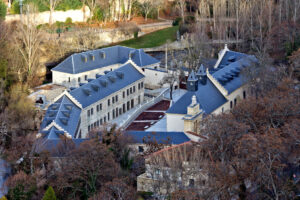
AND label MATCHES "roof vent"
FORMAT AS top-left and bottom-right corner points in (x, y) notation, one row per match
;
(45, 117), (55, 125)
(83, 88), (92, 96)
(228, 56), (236, 62)
(62, 111), (71, 118)
(99, 51), (106, 59)
(108, 75), (116, 83)
(79, 83), (86, 86)
(129, 50), (136, 59)
(81, 55), (88, 63)
(51, 103), (60, 110)
(96, 74), (102, 78)
(217, 77), (227, 85)
(48, 111), (57, 117)
(91, 84), (99, 91)
(100, 79), (108, 87)
(64, 104), (73, 111)
(55, 130), (65, 137)
(87, 78), (94, 82)
(89, 53), (95, 61)
(70, 87), (77, 91)
(60, 117), (69, 125)
(116, 71), (124, 79)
